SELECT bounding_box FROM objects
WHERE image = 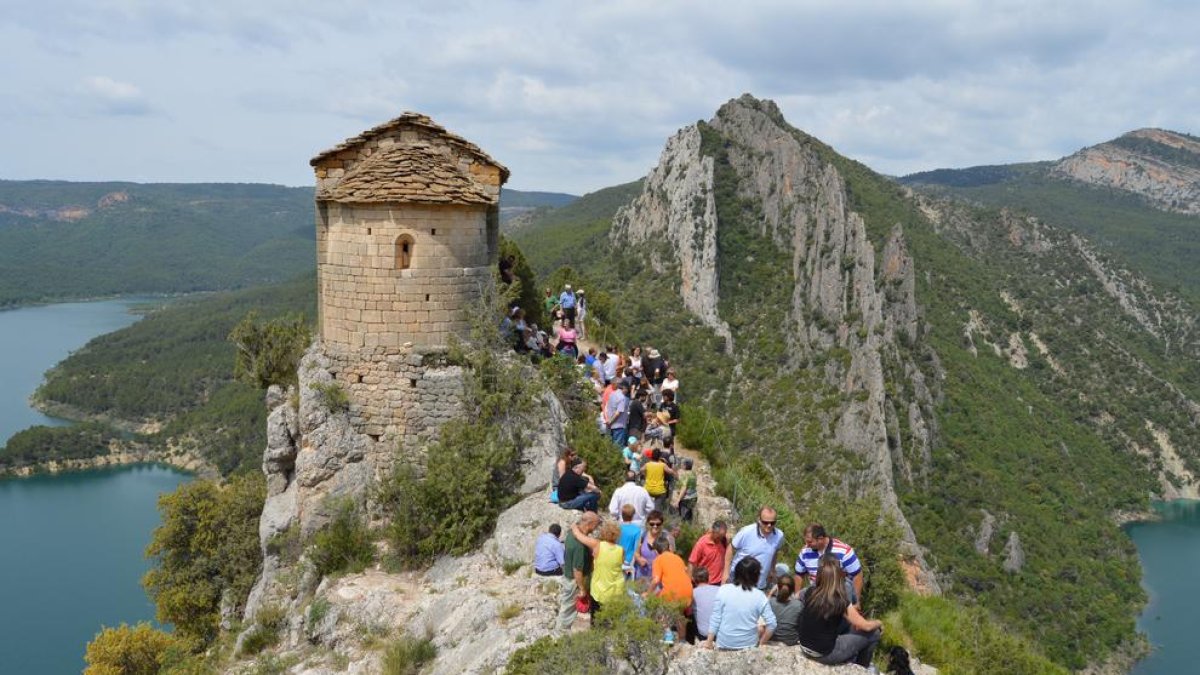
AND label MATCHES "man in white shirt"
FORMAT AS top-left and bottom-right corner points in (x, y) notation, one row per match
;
(608, 471), (654, 524)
